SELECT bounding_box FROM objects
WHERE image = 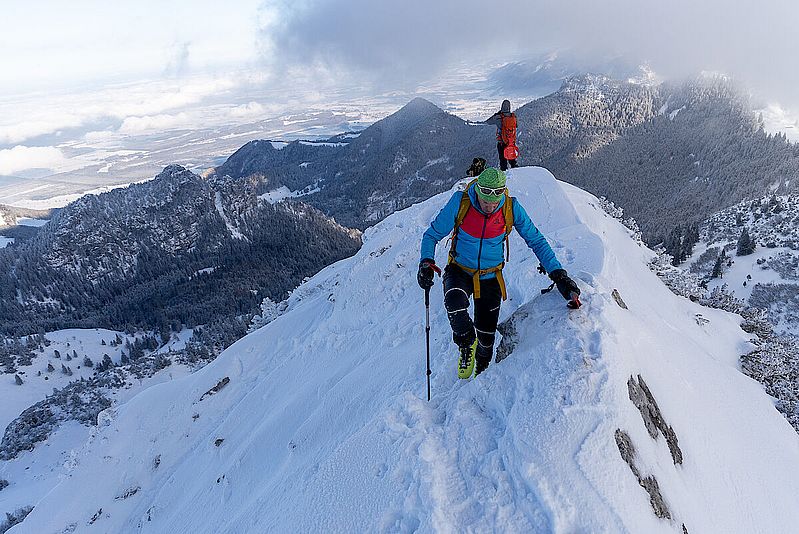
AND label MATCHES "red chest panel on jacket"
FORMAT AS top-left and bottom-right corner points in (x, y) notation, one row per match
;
(459, 205), (506, 239)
